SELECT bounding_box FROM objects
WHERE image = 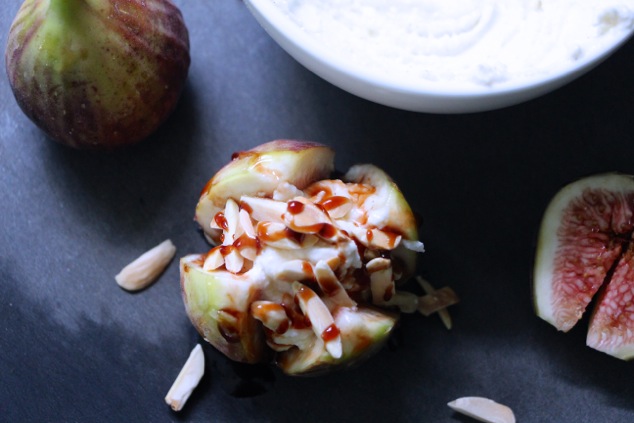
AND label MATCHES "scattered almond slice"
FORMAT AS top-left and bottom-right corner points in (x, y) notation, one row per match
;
(115, 239), (176, 291)
(418, 286), (460, 317)
(416, 276), (454, 329)
(292, 281), (342, 359)
(448, 397), (515, 423)
(165, 344), (205, 412)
